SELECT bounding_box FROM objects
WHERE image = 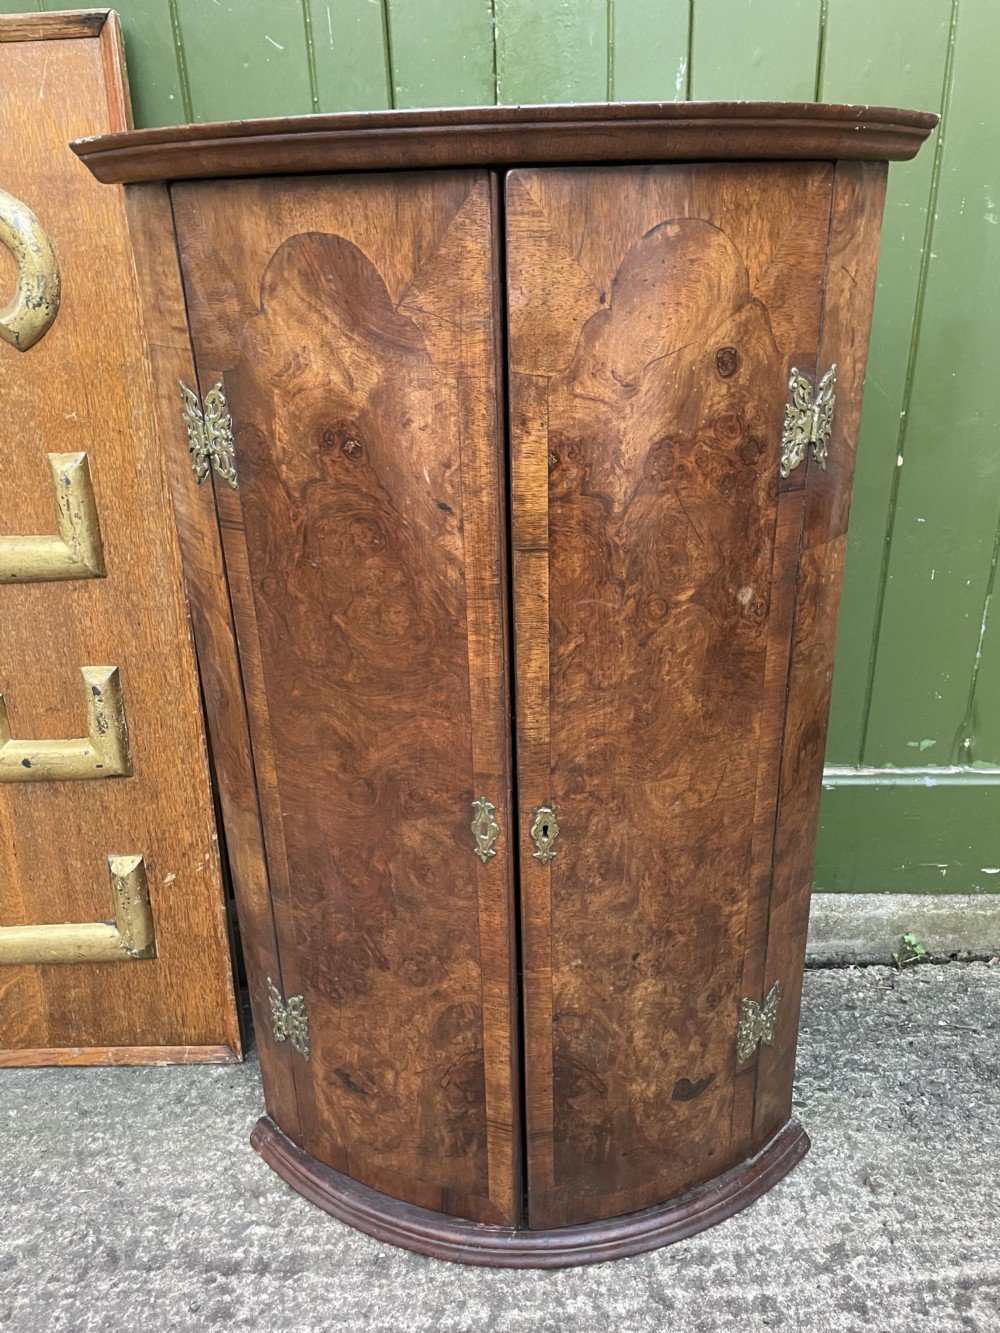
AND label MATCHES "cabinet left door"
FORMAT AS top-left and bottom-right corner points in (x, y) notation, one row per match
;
(173, 171), (521, 1225)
